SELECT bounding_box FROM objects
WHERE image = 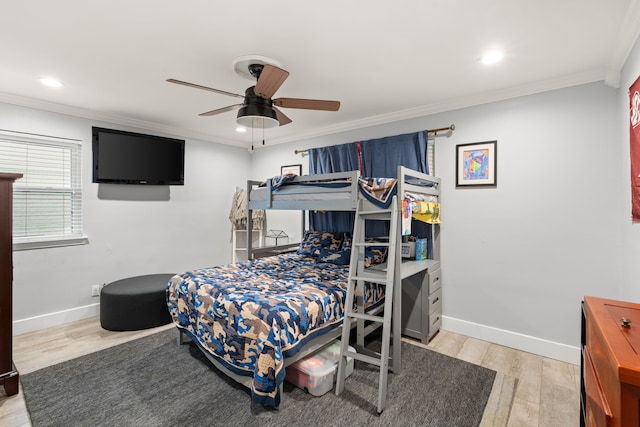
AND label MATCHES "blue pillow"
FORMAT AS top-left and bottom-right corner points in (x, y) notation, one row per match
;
(297, 231), (343, 257)
(364, 239), (388, 266)
(316, 248), (351, 265)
